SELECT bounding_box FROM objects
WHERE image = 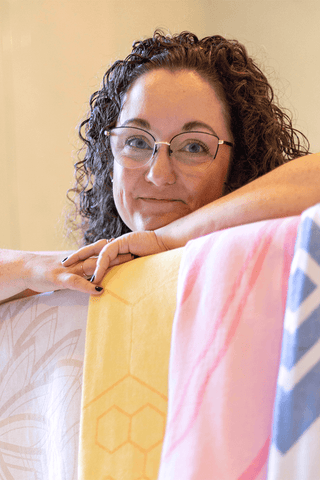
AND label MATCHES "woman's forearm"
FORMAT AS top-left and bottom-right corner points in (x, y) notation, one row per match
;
(0, 249), (32, 302)
(0, 249), (71, 304)
(157, 152), (320, 249)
